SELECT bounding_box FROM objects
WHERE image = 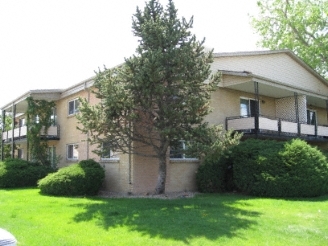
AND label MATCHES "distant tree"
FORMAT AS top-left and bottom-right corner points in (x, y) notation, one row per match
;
(251, 0), (328, 77)
(0, 114), (12, 131)
(0, 114), (13, 160)
(78, 0), (220, 194)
